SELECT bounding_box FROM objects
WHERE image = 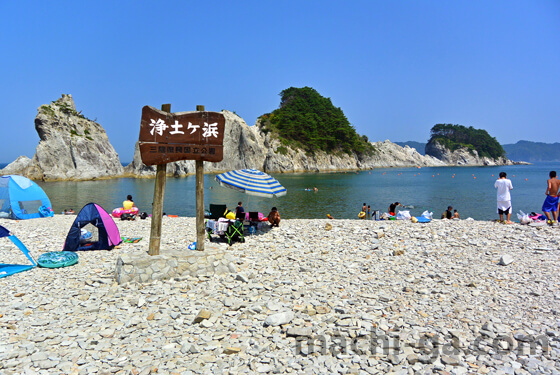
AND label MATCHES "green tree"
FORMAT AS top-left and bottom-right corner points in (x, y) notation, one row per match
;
(260, 87), (373, 155)
(427, 124), (505, 159)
